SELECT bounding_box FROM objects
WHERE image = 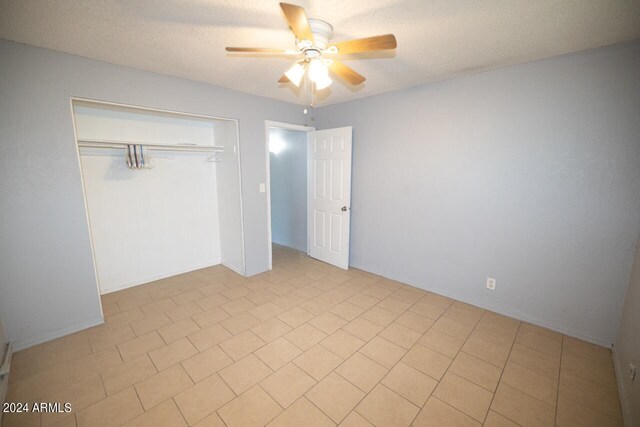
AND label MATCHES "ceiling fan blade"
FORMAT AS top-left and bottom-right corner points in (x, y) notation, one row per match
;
(329, 60), (365, 85)
(328, 34), (397, 55)
(226, 47), (298, 54)
(278, 75), (290, 83)
(279, 3), (314, 42)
